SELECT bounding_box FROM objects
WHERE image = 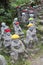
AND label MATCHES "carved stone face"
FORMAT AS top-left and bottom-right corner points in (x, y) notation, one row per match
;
(16, 24), (19, 28)
(13, 39), (19, 44)
(5, 32), (11, 36)
(29, 26), (34, 31)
